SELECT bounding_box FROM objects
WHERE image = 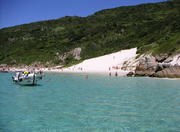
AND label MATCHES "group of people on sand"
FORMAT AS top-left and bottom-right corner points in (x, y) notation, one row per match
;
(109, 71), (118, 77)
(109, 67), (118, 77)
